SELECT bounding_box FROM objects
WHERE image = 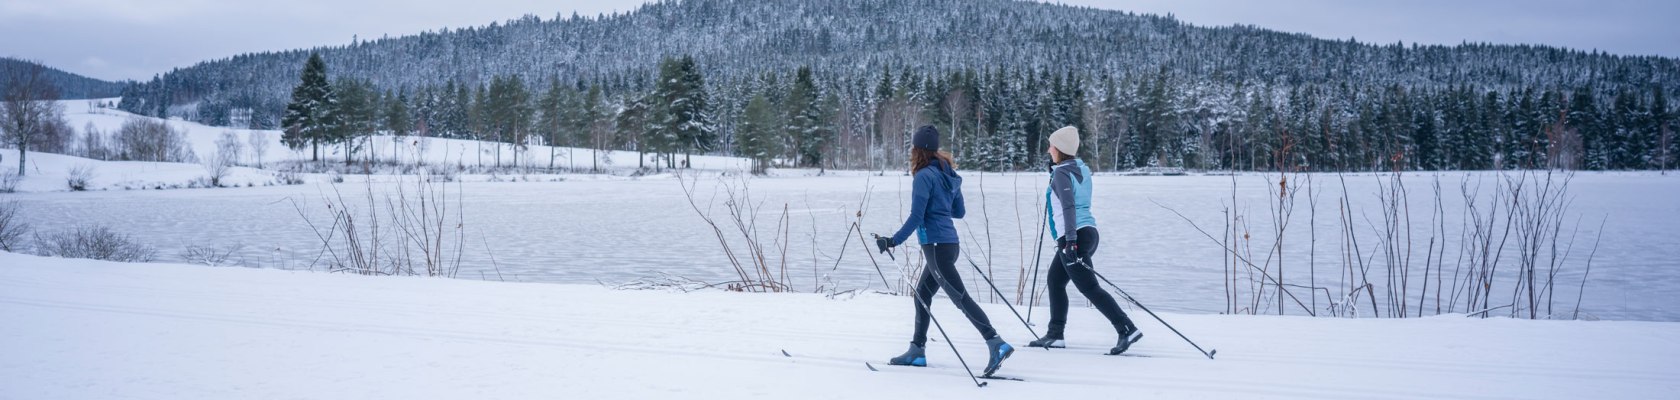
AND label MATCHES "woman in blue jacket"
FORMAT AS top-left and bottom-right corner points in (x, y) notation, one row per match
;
(875, 125), (1013, 376)
(1027, 126), (1141, 355)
